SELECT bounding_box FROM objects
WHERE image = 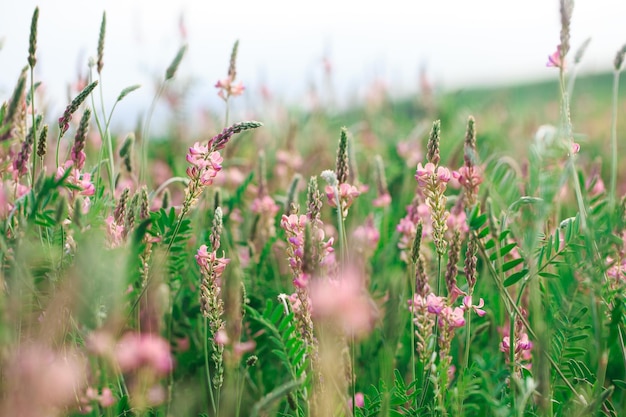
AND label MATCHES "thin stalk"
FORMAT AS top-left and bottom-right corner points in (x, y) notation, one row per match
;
(29, 66), (36, 185)
(151, 176), (189, 202)
(224, 98), (231, 128)
(140, 83), (166, 184)
(89, 72), (112, 196)
(419, 255), (443, 409)
(559, 70), (588, 231)
(610, 70), (620, 208)
(476, 239), (585, 403)
(98, 74), (116, 193)
(410, 263), (417, 385)
(204, 318), (218, 415)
